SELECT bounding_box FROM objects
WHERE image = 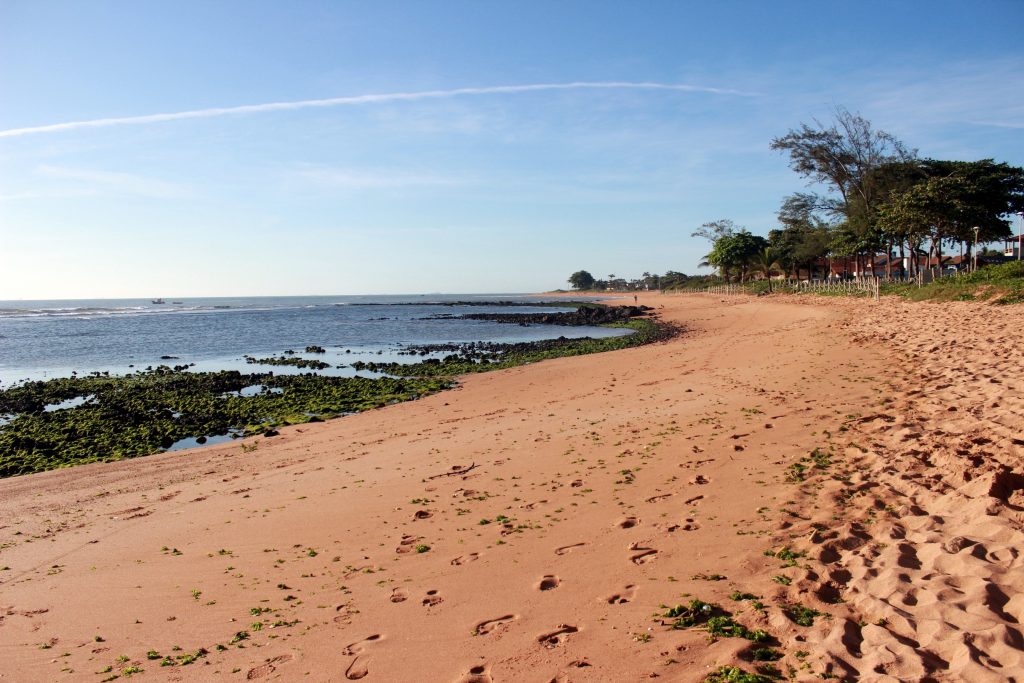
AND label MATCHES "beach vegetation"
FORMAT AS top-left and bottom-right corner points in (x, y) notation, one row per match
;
(704, 666), (774, 683)
(662, 599), (718, 628)
(730, 592), (760, 601)
(705, 616), (771, 642)
(880, 260), (1024, 303)
(783, 604), (823, 627)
